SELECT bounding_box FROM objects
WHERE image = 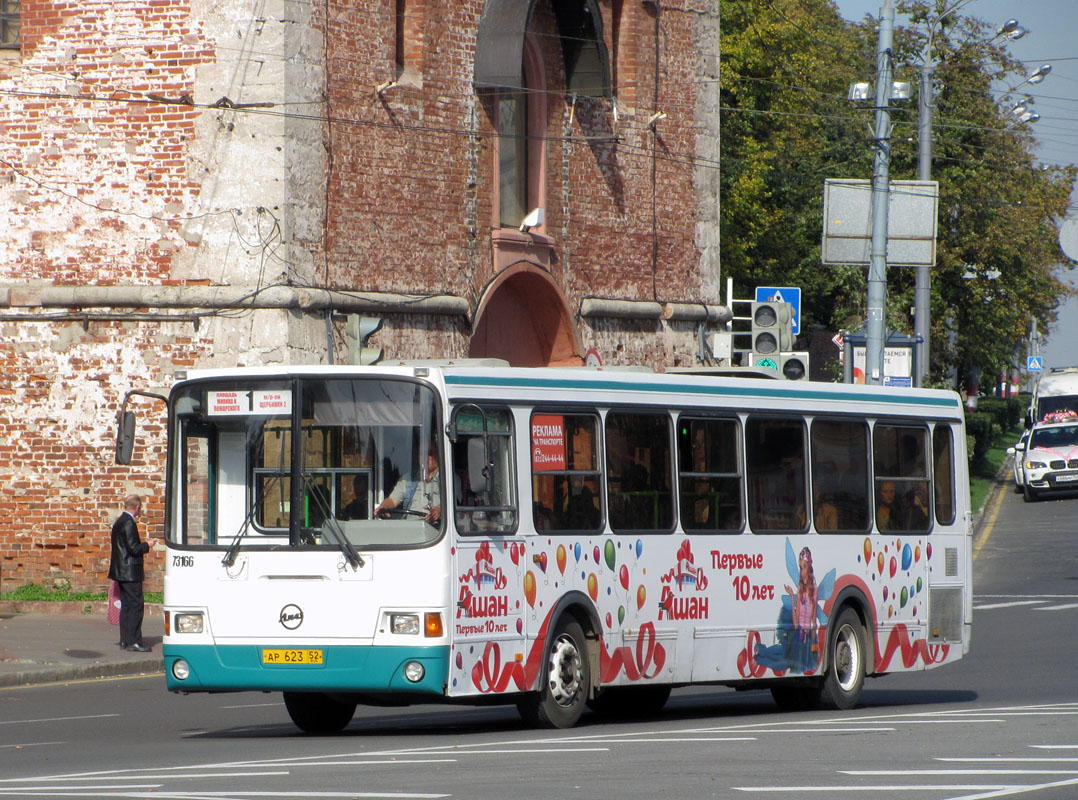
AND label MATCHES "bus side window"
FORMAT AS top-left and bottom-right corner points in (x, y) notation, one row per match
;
(746, 417), (808, 533)
(873, 424), (931, 533)
(451, 406), (518, 534)
(676, 416), (743, 533)
(933, 425), (956, 525)
(605, 411), (674, 532)
(531, 412), (602, 533)
(809, 419), (870, 533)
